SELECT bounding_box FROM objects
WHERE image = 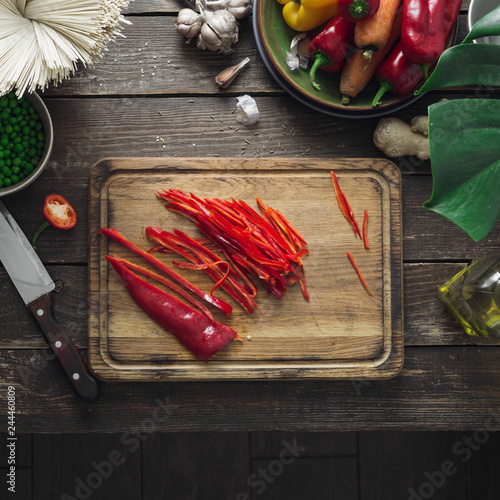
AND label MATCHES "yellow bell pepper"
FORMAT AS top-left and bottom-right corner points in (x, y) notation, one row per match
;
(277, 0), (338, 32)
